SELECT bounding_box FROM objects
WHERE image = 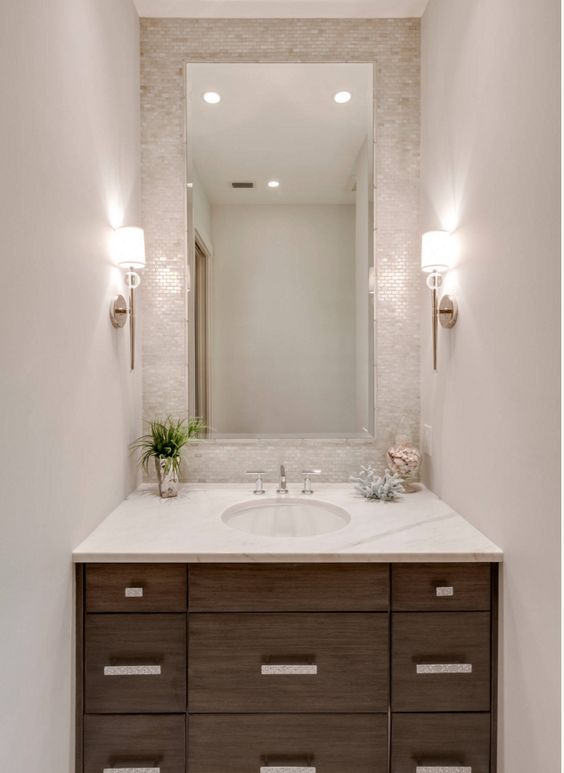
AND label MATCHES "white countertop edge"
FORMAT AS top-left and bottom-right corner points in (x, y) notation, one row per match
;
(73, 550), (503, 563)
